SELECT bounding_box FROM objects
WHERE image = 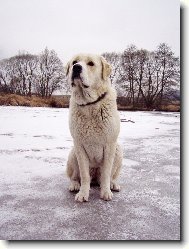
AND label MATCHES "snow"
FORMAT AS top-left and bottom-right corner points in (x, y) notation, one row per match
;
(0, 106), (180, 240)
